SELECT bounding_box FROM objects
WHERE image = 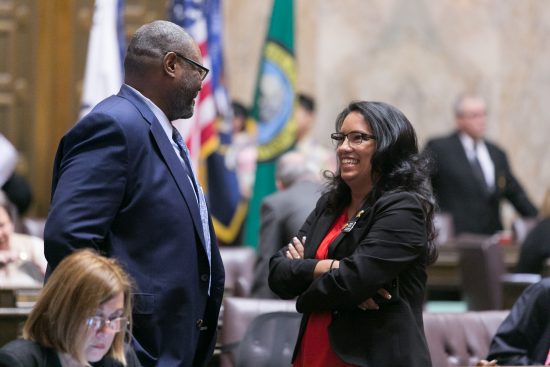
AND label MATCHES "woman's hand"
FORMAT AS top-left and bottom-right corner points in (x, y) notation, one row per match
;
(357, 288), (392, 311)
(0, 250), (18, 268)
(285, 236), (305, 259)
(475, 360), (498, 366)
